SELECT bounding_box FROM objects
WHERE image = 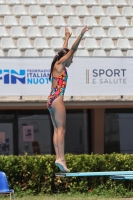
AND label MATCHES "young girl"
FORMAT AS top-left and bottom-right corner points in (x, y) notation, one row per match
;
(47, 26), (88, 172)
